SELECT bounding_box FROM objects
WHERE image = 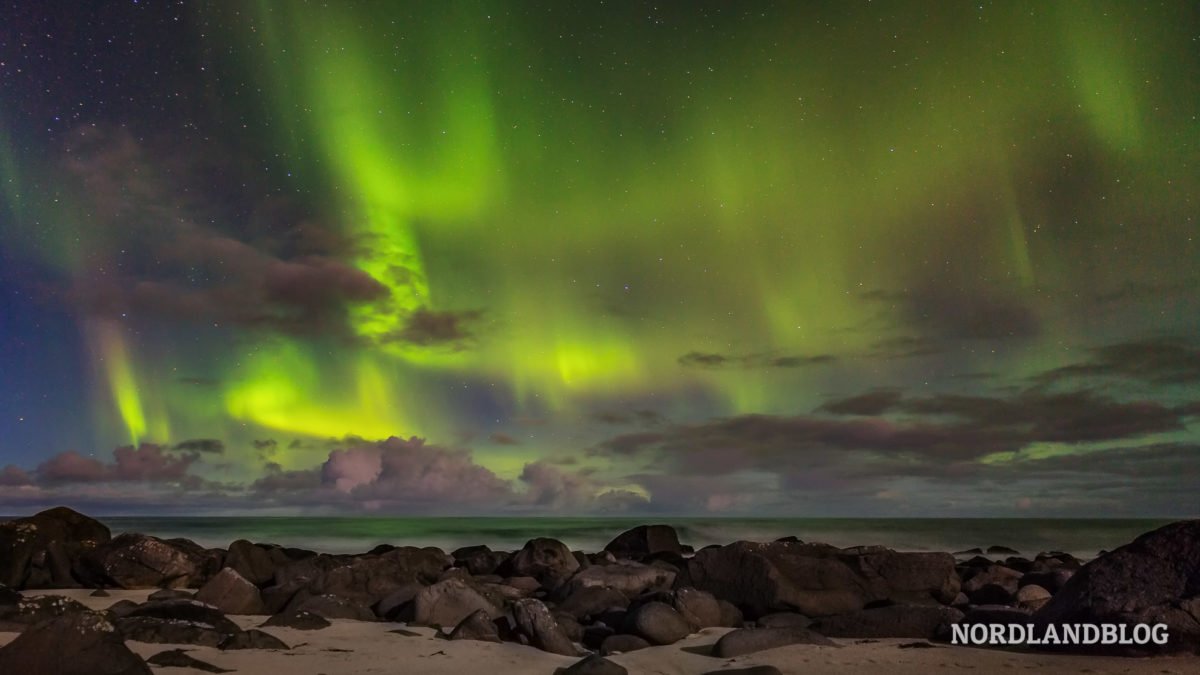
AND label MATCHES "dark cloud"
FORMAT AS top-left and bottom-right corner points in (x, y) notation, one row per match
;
(819, 390), (903, 416)
(488, 432), (519, 445)
(1036, 339), (1200, 385)
(252, 439), (278, 450)
(387, 307), (483, 348)
(174, 439), (225, 454)
(0, 465), (33, 486)
(678, 351), (835, 369)
(35, 444), (201, 485)
(860, 286), (1041, 342)
(592, 409), (665, 426)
